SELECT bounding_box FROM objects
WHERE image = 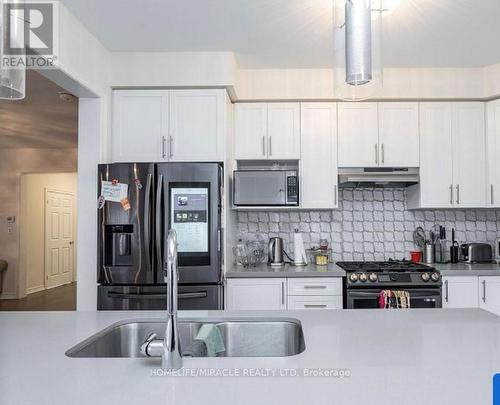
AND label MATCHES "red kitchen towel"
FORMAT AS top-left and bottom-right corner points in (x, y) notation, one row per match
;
(378, 290), (411, 309)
